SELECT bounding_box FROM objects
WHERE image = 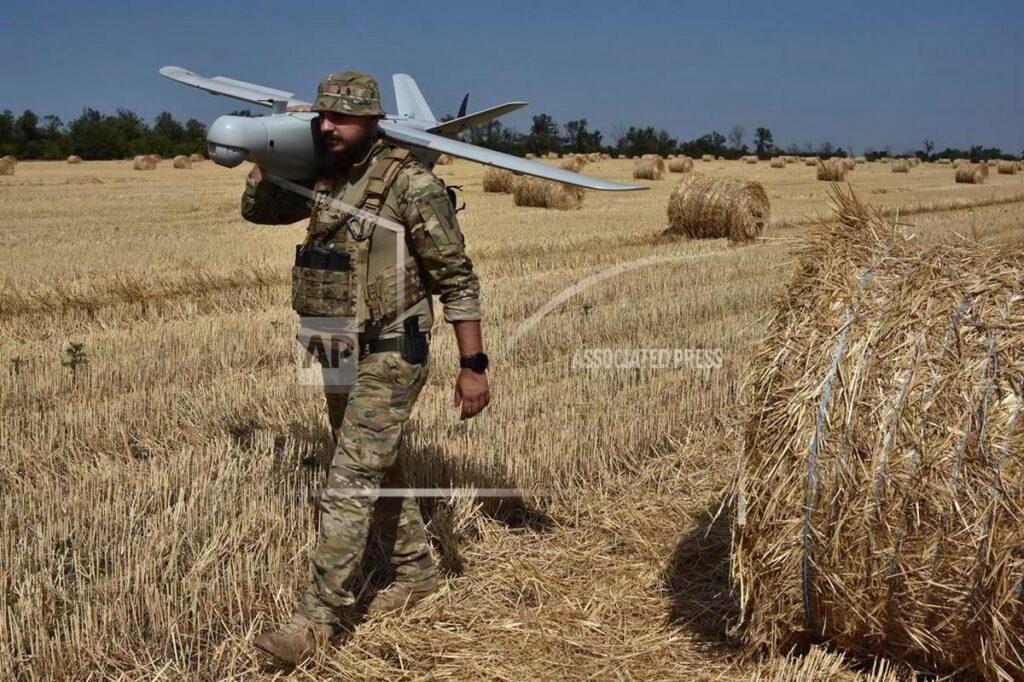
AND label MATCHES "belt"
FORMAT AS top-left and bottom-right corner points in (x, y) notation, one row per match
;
(359, 333), (430, 358)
